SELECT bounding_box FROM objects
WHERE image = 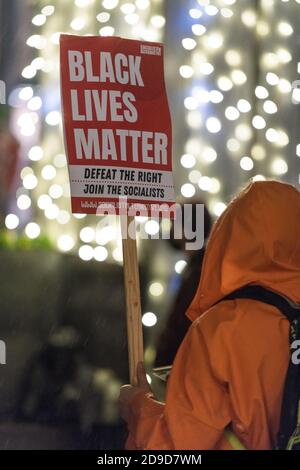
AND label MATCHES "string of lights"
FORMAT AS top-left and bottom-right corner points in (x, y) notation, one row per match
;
(3, 0), (300, 333)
